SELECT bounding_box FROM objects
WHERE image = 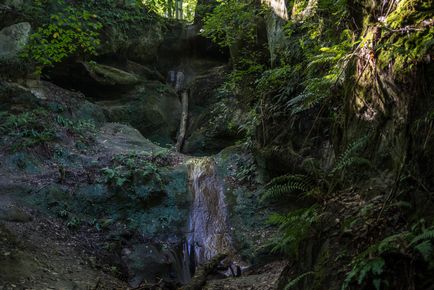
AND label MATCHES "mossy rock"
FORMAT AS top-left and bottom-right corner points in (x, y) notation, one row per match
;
(98, 82), (181, 145)
(100, 21), (164, 64)
(215, 146), (274, 263)
(82, 62), (141, 87)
